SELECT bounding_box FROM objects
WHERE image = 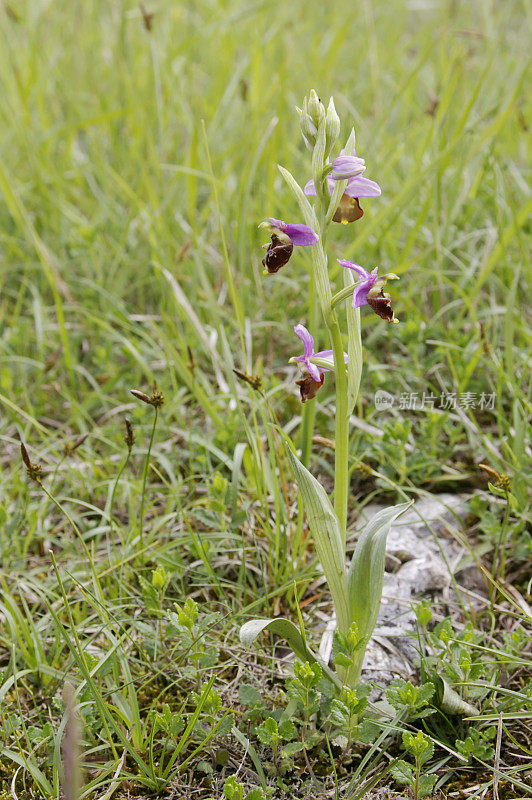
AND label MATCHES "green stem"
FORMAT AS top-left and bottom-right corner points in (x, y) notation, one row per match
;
(331, 284), (356, 308)
(329, 321), (349, 543)
(300, 272), (319, 468)
(39, 483), (94, 570)
(139, 406), (159, 562)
